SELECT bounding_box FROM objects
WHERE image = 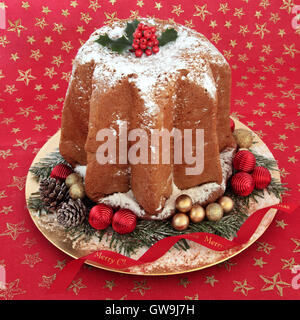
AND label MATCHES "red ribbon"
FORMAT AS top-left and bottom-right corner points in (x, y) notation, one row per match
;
(49, 202), (298, 293)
